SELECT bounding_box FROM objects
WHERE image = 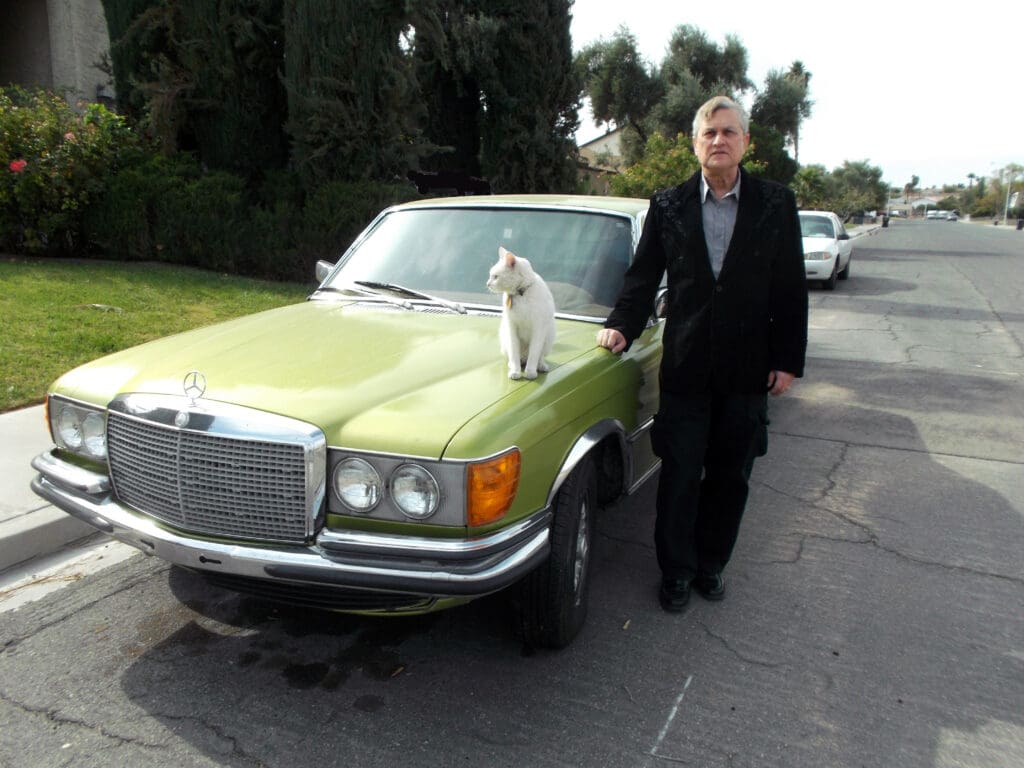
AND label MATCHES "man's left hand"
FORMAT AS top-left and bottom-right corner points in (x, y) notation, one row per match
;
(767, 371), (795, 396)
